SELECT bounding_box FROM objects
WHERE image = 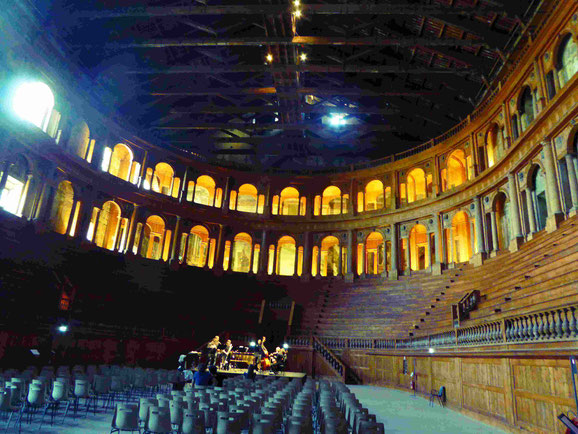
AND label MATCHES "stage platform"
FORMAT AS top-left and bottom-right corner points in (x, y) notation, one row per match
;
(217, 368), (306, 380)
